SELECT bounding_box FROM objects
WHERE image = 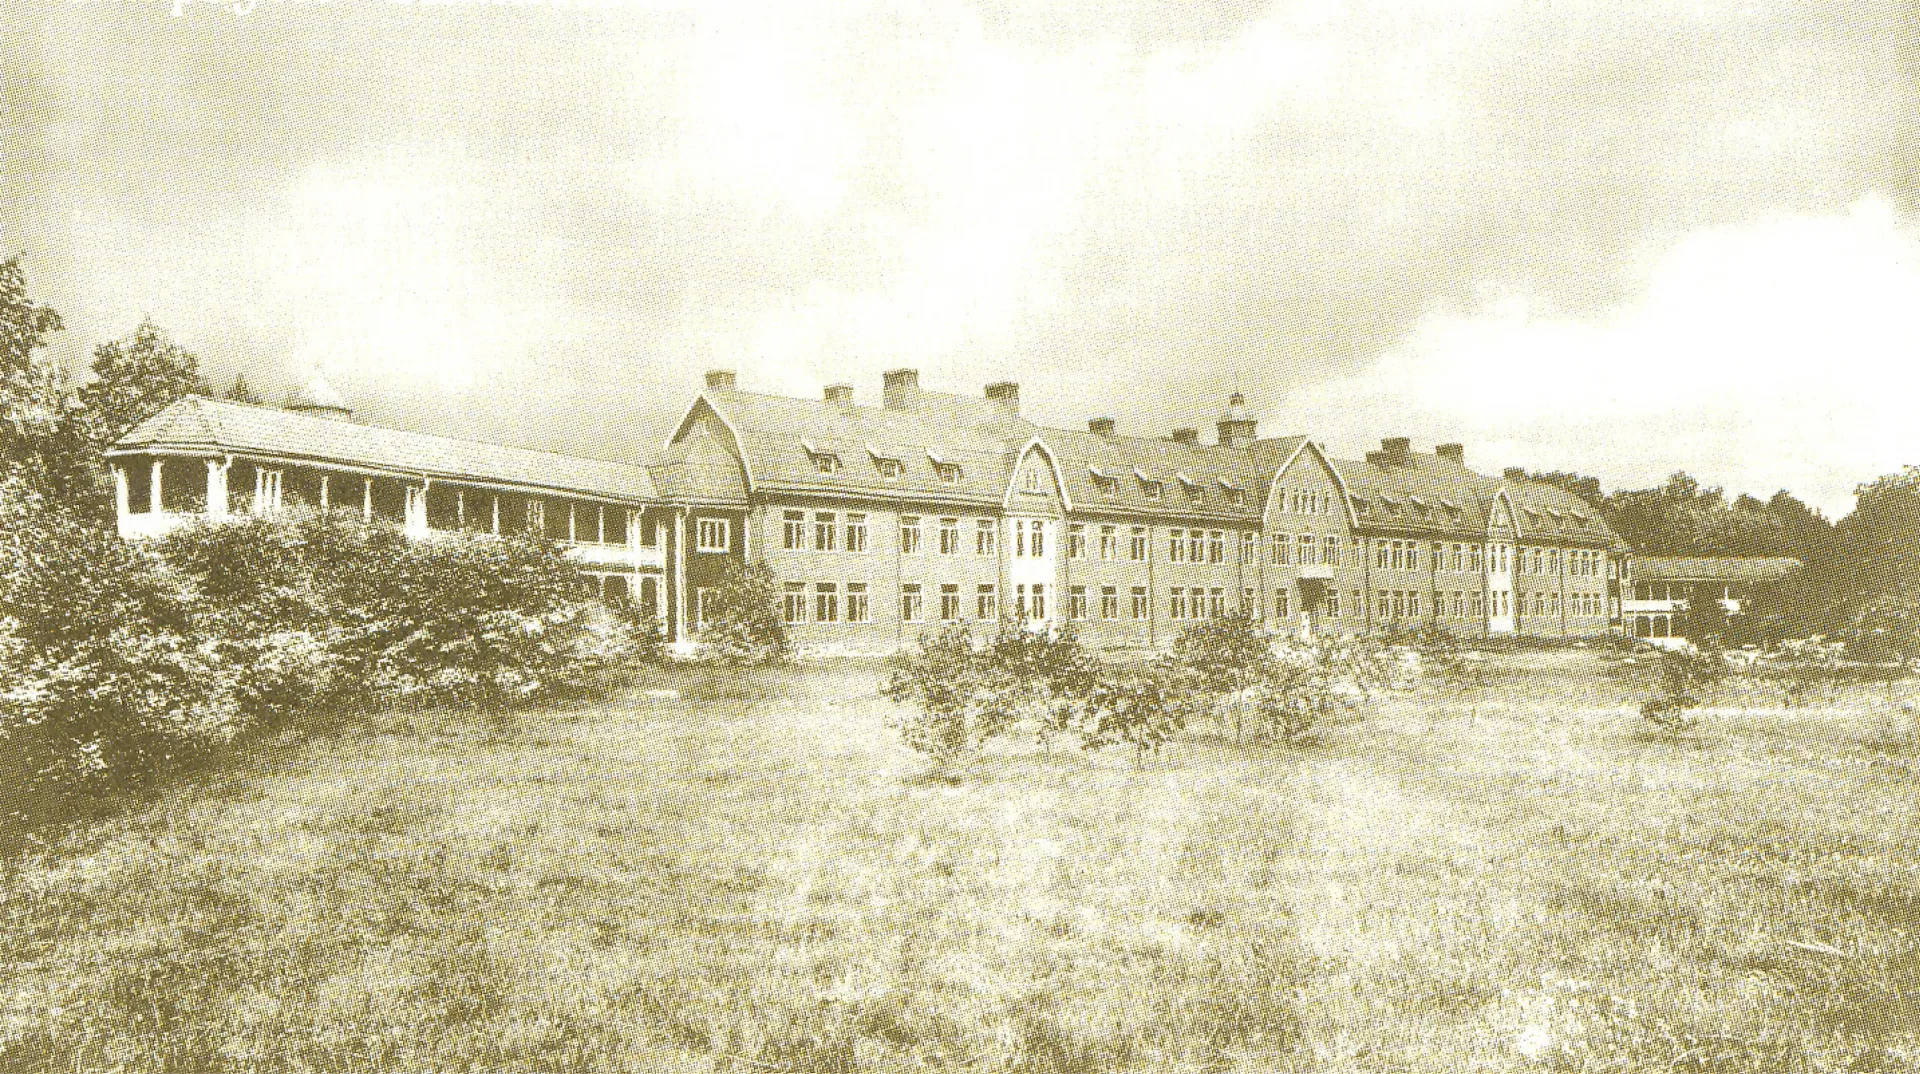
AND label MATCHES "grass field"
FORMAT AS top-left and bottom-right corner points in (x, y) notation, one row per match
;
(2, 650), (1917, 1072)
